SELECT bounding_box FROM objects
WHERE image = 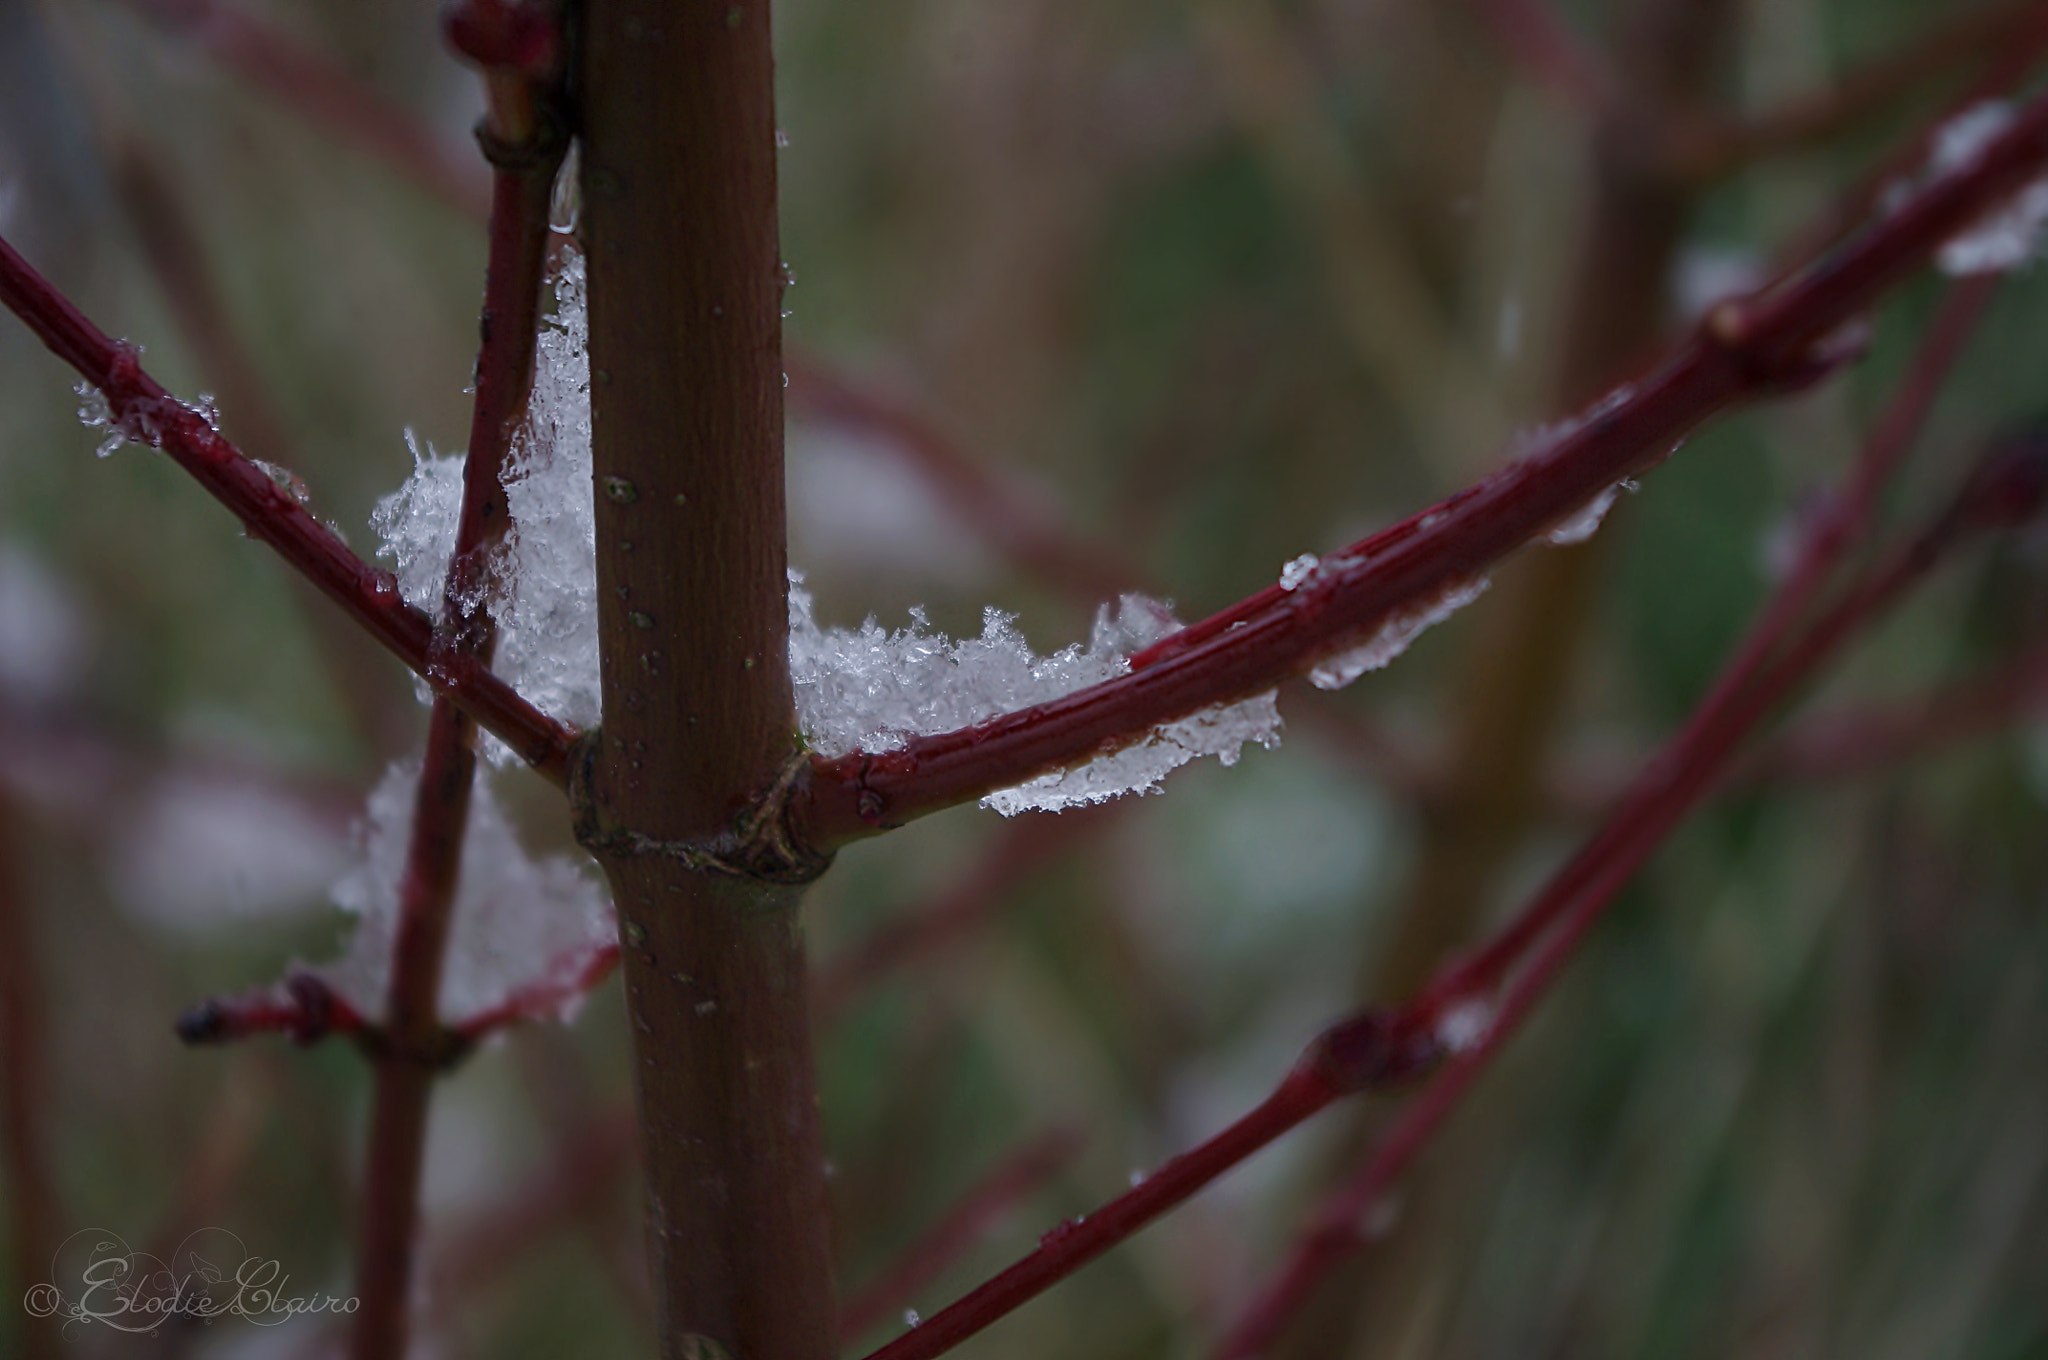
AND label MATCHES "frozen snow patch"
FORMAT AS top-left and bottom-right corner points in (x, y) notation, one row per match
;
(318, 759), (615, 1023)
(1545, 478), (1635, 546)
(1306, 575), (1490, 690)
(788, 577), (1282, 813)
(370, 250), (600, 756)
